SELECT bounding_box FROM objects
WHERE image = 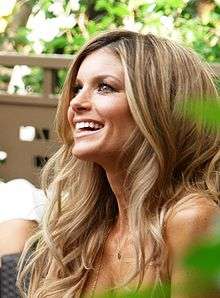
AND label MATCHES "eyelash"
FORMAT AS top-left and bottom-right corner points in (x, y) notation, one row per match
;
(73, 84), (82, 94)
(73, 83), (115, 95)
